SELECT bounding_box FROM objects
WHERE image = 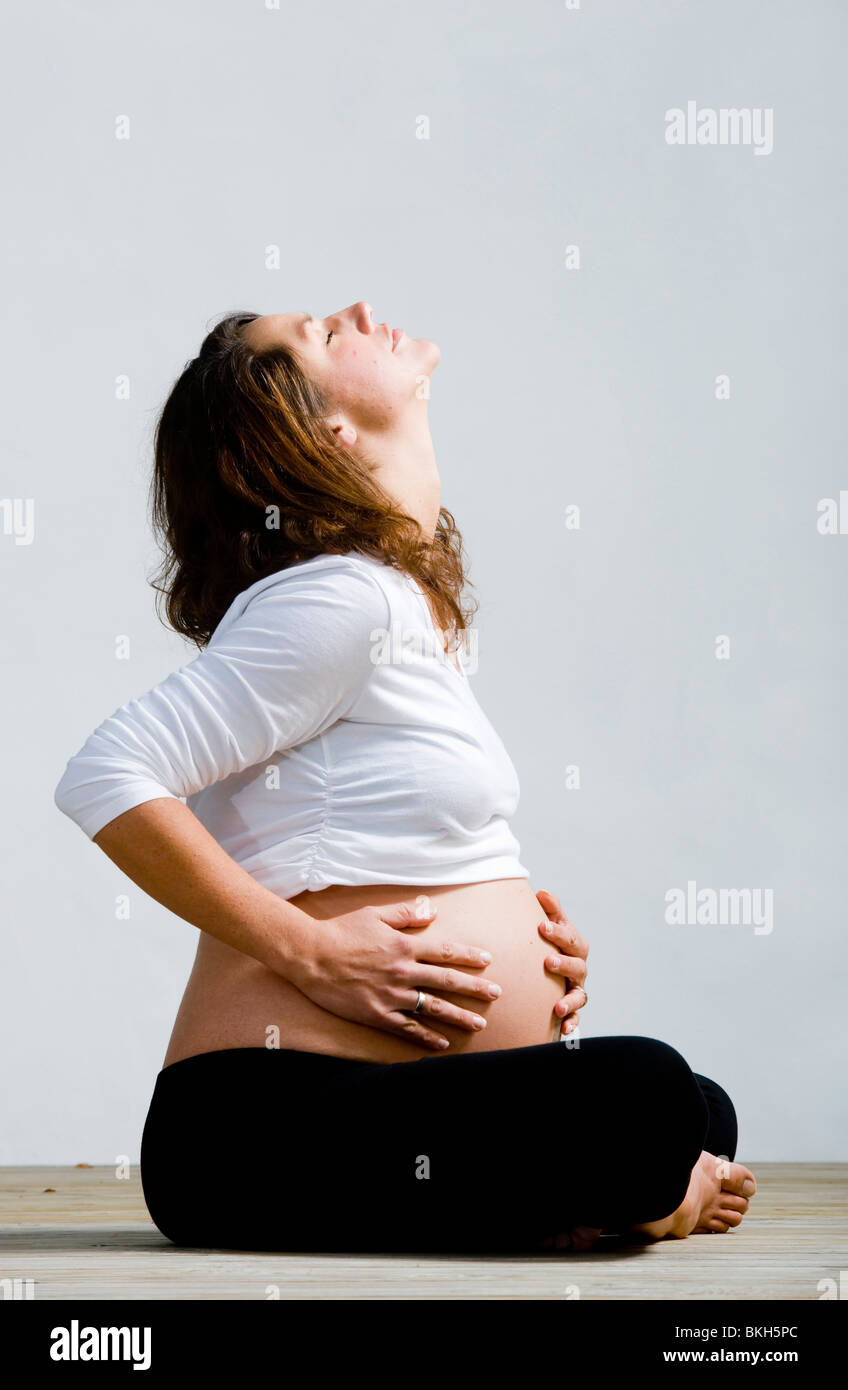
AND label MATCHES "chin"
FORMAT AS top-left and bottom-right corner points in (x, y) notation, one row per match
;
(415, 337), (441, 371)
